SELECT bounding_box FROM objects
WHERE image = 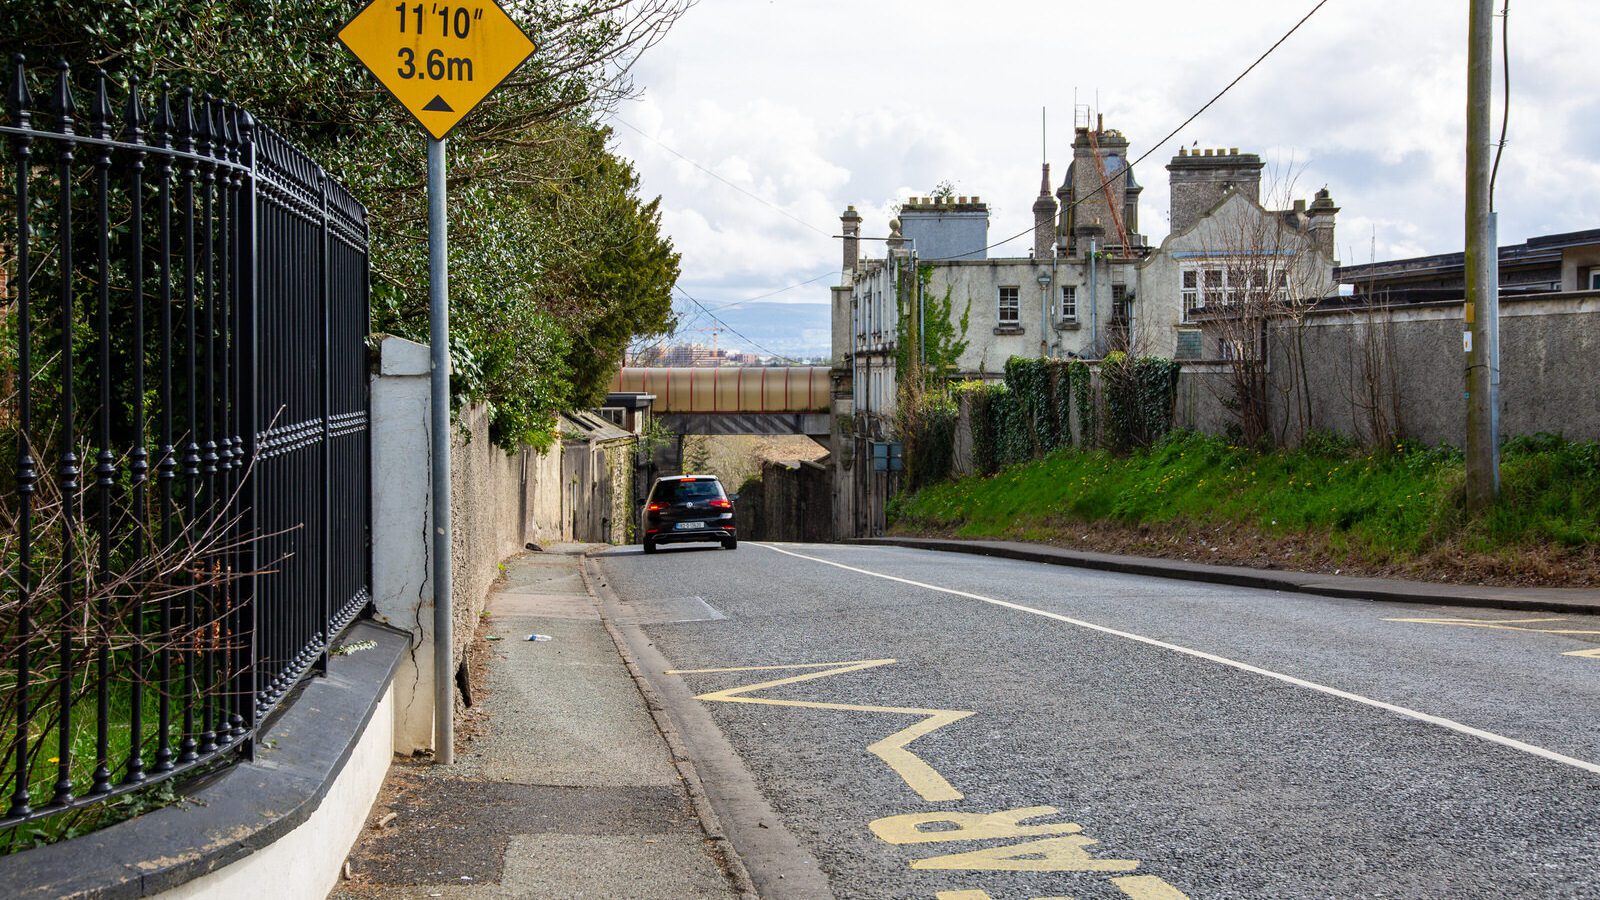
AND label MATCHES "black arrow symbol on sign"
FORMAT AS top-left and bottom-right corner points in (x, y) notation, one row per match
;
(422, 95), (454, 112)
